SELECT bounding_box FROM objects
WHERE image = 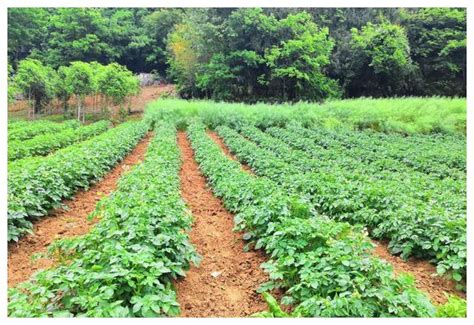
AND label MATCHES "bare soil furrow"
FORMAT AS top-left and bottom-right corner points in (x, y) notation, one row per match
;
(174, 131), (268, 317)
